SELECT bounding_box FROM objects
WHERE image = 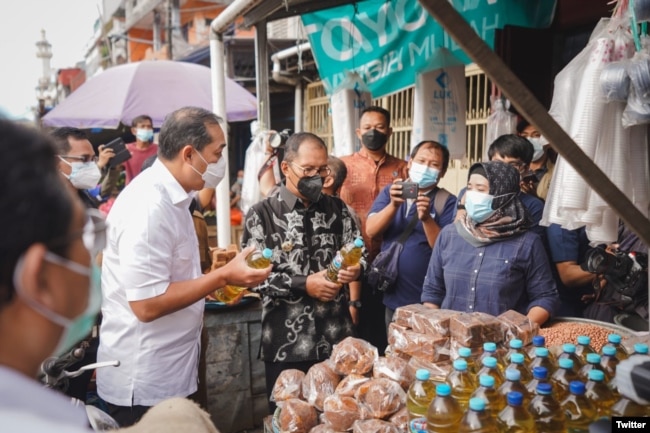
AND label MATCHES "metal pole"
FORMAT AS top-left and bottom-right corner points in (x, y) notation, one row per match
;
(255, 20), (271, 130)
(416, 0), (650, 247)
